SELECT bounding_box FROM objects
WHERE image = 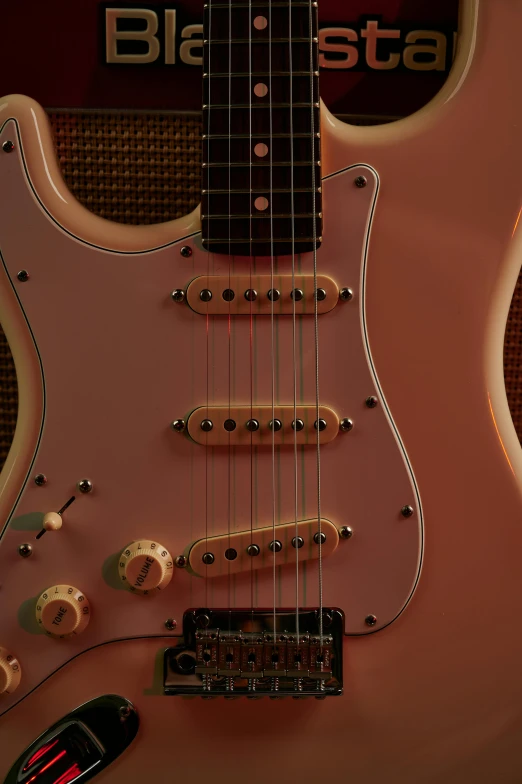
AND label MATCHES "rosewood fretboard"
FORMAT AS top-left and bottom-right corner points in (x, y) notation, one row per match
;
(201, 0), (322, 256)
